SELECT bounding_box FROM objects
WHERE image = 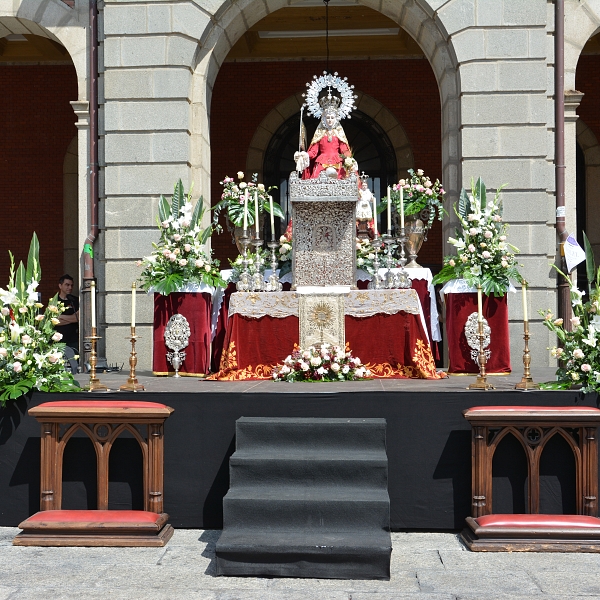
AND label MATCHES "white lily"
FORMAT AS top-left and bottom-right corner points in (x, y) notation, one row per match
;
(583, 324), (597, 348)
